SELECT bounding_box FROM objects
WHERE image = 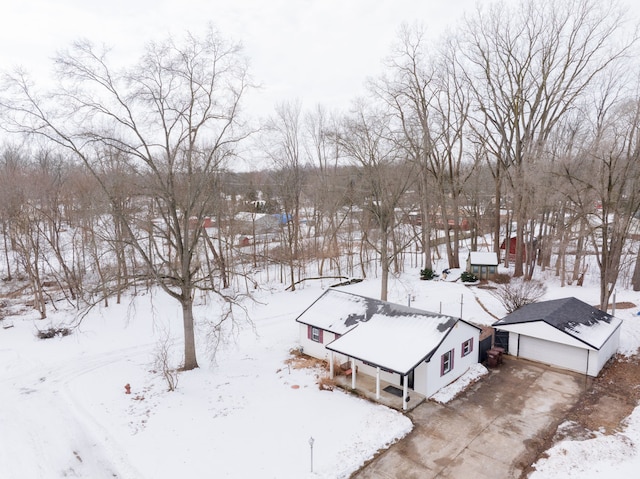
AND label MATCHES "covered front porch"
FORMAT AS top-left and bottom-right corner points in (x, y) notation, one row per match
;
(329, 356), (426, 411)
(332, 368), (426, 411)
